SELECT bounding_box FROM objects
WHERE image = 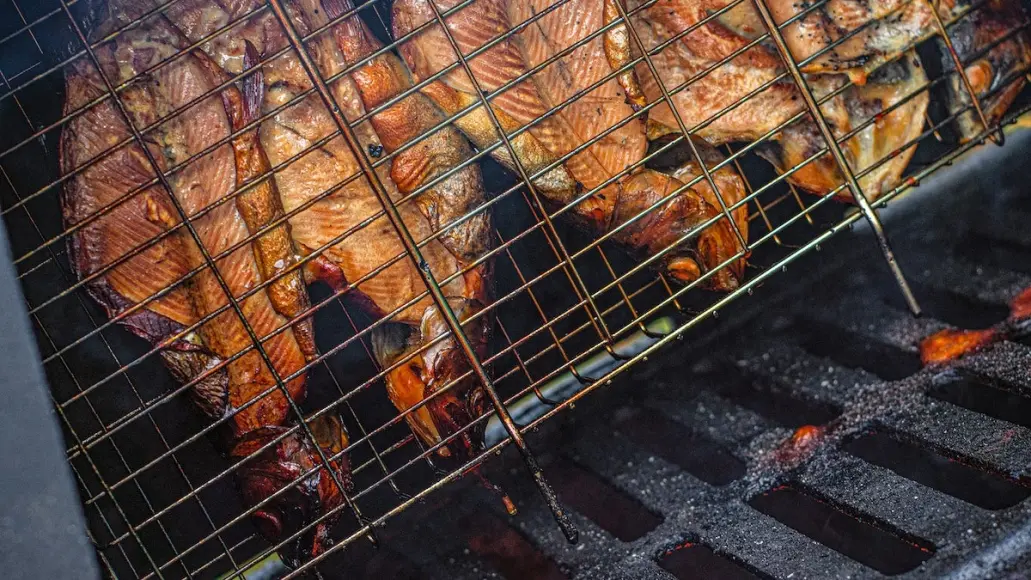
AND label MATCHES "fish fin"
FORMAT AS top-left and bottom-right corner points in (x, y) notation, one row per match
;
(308, 414), (350, 454)
(242, 41), (265, 123)
(370, 323), (412, 367)
(303, 253), (348, 290)
(320, 0), (356, 20)
(160, 349), (229, 420)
